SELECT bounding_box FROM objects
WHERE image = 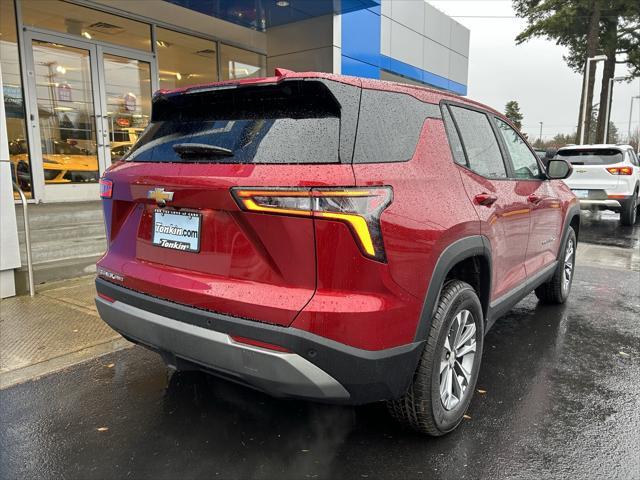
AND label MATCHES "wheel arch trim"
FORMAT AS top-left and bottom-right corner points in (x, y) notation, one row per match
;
(413, 235), (492, 342)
